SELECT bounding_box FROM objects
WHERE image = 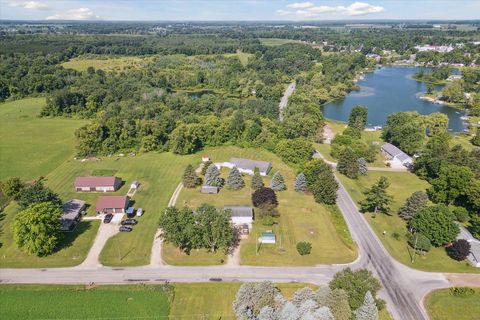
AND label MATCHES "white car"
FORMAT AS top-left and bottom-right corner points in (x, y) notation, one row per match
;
(136, 208), (144, 217)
